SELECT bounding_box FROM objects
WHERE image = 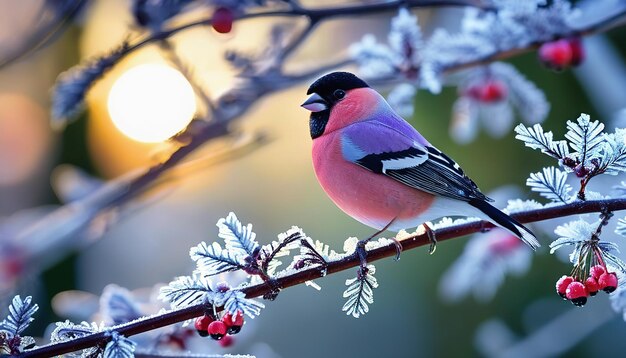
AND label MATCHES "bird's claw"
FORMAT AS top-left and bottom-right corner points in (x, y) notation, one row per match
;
(391, 237), (403, 261)
(423, 223), (437, 255)
(356, 239), (368, 269)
